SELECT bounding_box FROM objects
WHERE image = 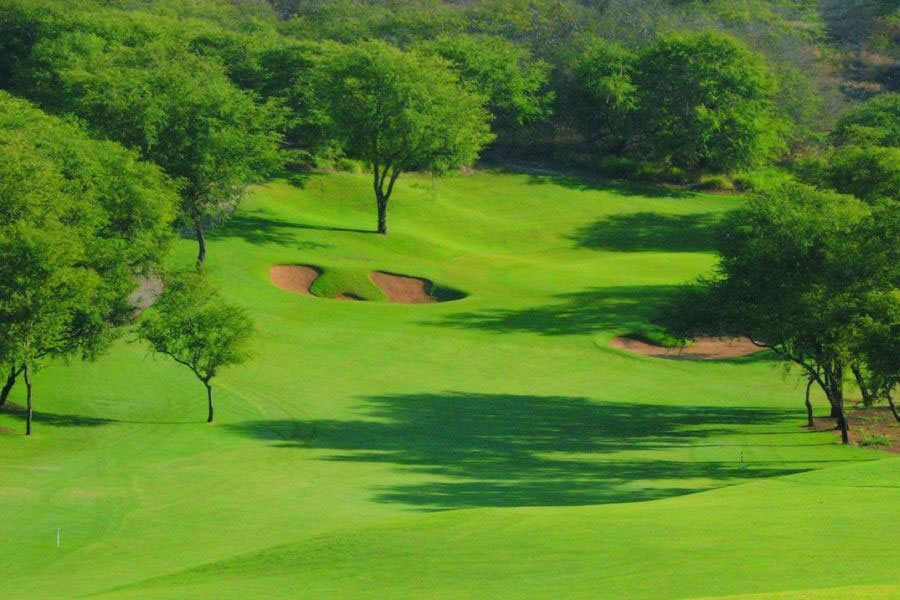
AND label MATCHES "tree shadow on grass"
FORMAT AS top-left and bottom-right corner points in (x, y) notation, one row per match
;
(524, 173), (694, 199)
(568, 212), (721, 252)
(209, 212), (368, 248)
(434, 285), (680, 336)
(1, 403), (114, 427)
(227, 392), (818, 509)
